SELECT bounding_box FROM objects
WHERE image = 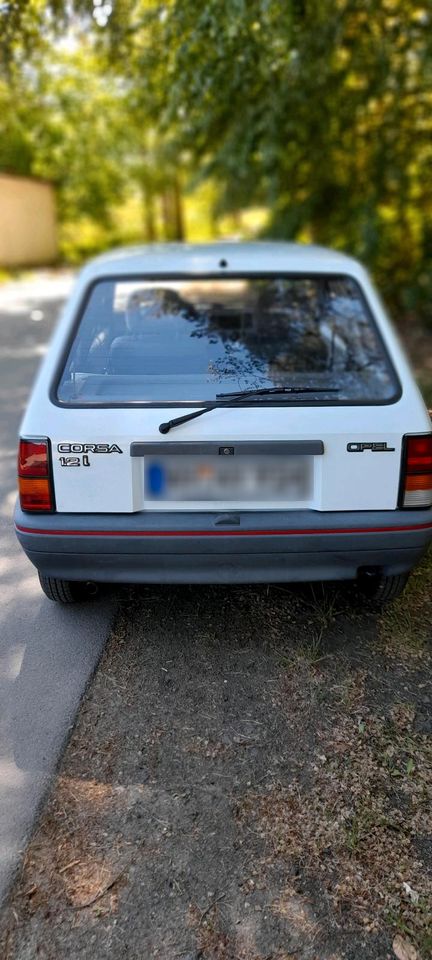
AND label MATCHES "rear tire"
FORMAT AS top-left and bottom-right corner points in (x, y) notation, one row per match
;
(357, 571), (410, 604)
(38, 574), (98, 603)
